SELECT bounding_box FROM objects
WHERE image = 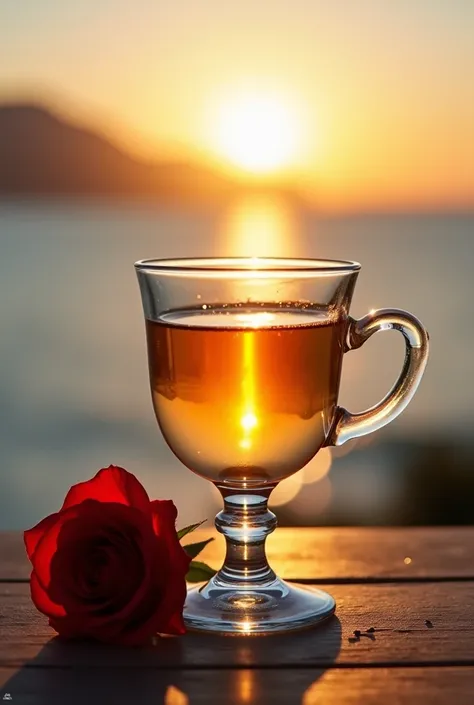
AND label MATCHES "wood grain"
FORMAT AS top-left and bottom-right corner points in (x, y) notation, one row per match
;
(2, 527), (474, 582)
(1, 582), (473, 668)
(2, 529), (474, 703)
(0, 666), (473, 705)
